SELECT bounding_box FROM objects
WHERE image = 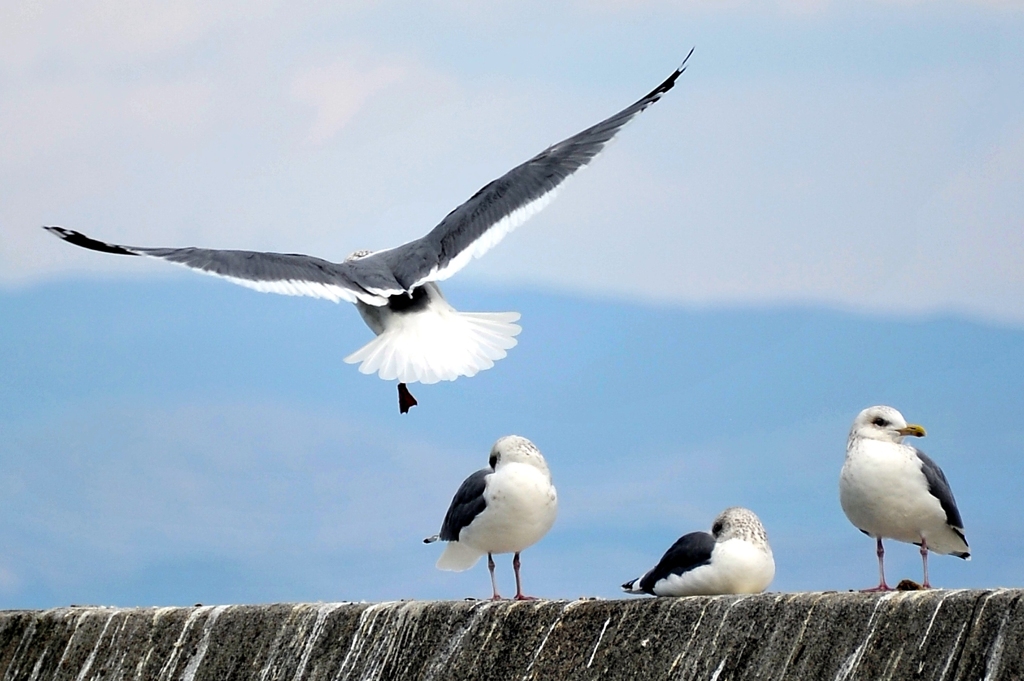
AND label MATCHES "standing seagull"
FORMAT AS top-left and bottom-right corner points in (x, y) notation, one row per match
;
(43, 52), (692, 414)
(622, 507), (775, 596)
(424, 435), (557, 600)
(840, 405), (969, 591)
